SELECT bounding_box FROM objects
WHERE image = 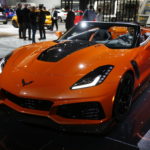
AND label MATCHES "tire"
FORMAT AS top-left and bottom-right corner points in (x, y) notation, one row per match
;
(47, 25), (52, 30)
(3, 21), (7, 24)
(12, 20), (18, 28)
(113, 72), (134, 121)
